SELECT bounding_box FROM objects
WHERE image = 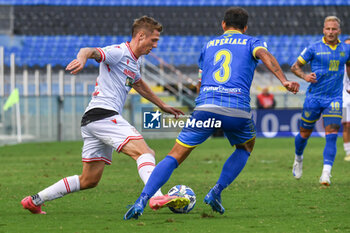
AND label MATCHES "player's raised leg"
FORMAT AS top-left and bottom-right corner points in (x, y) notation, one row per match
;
(124, 142), (194, 220)
(120, 138), (163, 197)
(21, 117), (111, 214)
(86, 114), (164, 197)
(21, 161), (105, 214)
